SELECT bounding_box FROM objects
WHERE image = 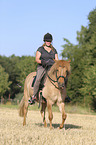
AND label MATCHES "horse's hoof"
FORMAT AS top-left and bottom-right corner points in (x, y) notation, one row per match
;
(43, 120), (47, 127)
(50, 126), (54, 130)
(59, 125), (64, 129)
(44, 123), (47, 127)
(44, 124), (47, 127)
(23, 123), (26, 126)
